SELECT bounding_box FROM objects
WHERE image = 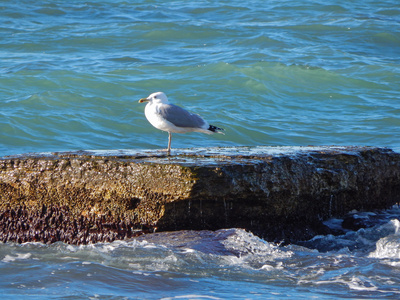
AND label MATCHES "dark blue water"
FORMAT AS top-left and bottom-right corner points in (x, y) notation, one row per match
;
(1, 207), (400, 299)
(1, 0), (400, 298)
